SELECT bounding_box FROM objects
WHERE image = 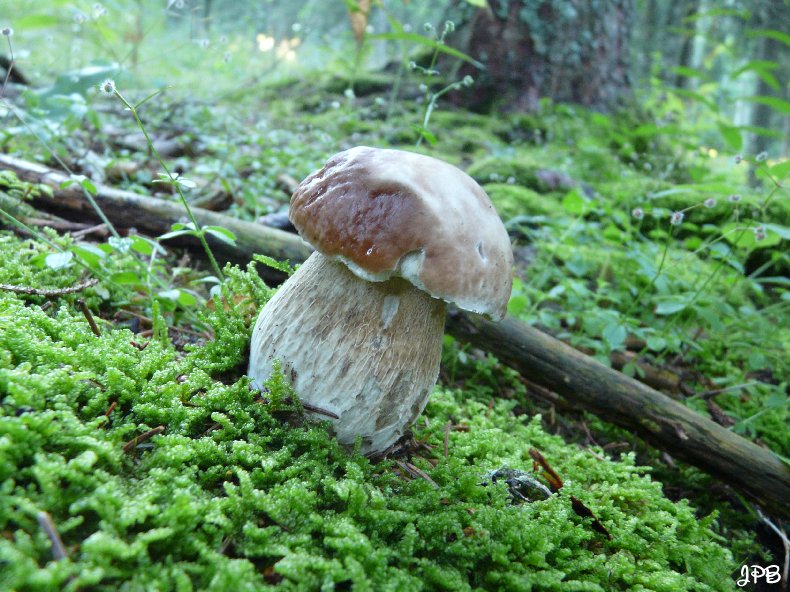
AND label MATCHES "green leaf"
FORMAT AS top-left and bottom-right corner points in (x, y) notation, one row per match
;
(685, 8), (750, 22)
(177, 290), (198, 306)
(602, 322), (627, 349)
(369, 32), (484, 68)
(717, 123), (742, 151)
(731, 60), (778, 79)
(746, 28), (790, 48)
(646, 336), (667, 351)
(410, 124), (437, 146)
(176, 177), (197, 189)
(762, 223), (790, 240)
(464, 0), (488, 6)
(561, 189), (586, 215)
(80, 177), (98, 196)
(769, 160), (790, 180)
(669, 66), (708, 81)
(110, 271), (143, 285)
(45, 251), (74, 270)
(72, 244), (106, 267)
(134, 88), (168, 110)
(507, 294), (527, 317)
(671, 89), (718, 112)
(14, 15), (62, 28)
(204, 226), (237, 246)
(743, 95), (790, 115)
(159, 229), (195, 241)
(654, 296), (692, 315)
